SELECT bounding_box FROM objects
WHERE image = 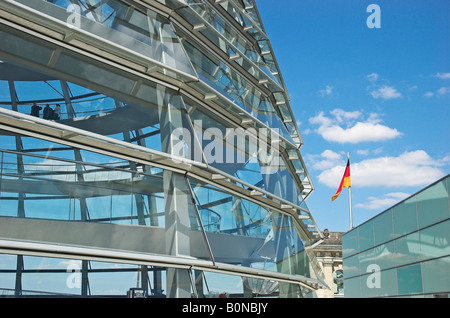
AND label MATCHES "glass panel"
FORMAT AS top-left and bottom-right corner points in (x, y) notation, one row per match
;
(15, 0), (196, 78)
(342, 254), (360, 278)
(0, 29), (53, 65)
(358, 220), (374, 251)
(199, 271), (249, 297)
(416, 179), (449, 229)
(373, 208), (394, 245)
(189, 179), (315, 278)
(342, 229), (359, 258)
(361, 270), (380, 298)
(374, 240), (395, 270)
(180, 0), (282, 87)
(358, 248), (375, 280)
(54, 54), (135, 94)
(394, 231), (421, 267)
(421, 256), (450, 294)
(419, 220), (450, 260)
(393, 196), (418, 238)
(342, 276), (361, 298)
(0, 254), (16, 294)
(0, 254), (168, 297)
(241, 0), (263, 29)
(187, 100), (304, 207)
(0, 135), (166, 226)
(0, 251), (321, 297)
(0, 81), (9, 102)
(397, 264), (423, 296)
(0, 59), (207, 164)
(181, 40), (294, 144)
(194, 269), (303, 297)
(0, 134), (215, 261)
(378, 268), (398, 297)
